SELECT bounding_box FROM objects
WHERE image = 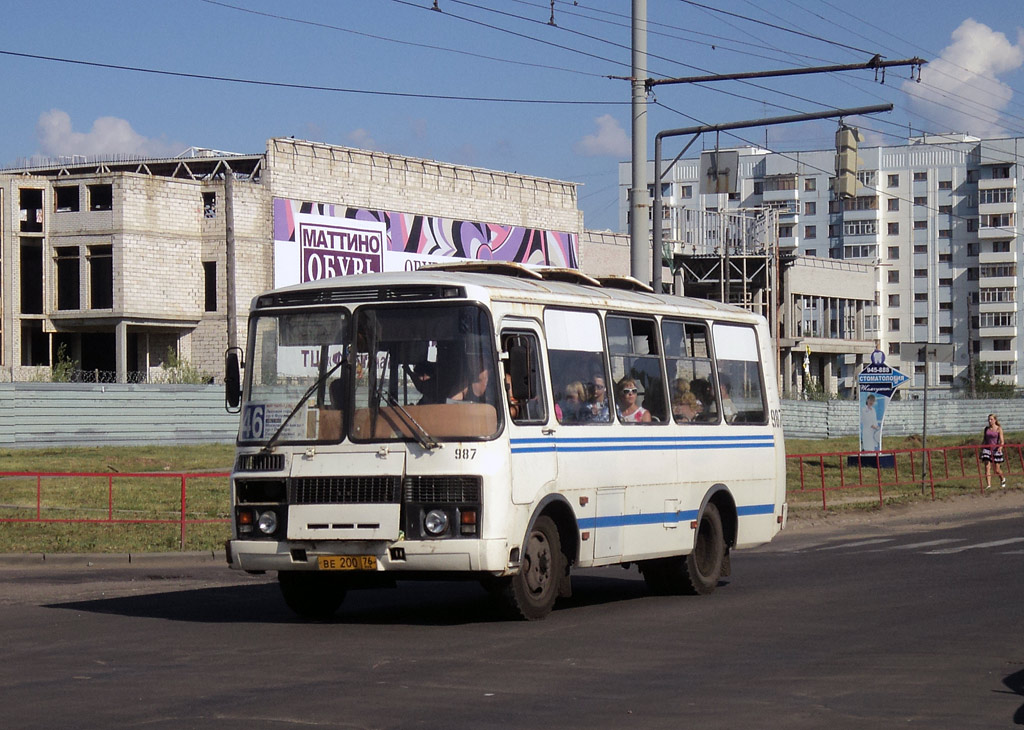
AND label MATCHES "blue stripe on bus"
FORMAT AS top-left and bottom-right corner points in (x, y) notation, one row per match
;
(509, 434), (775, 455)
(577, 503), (774, 530)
